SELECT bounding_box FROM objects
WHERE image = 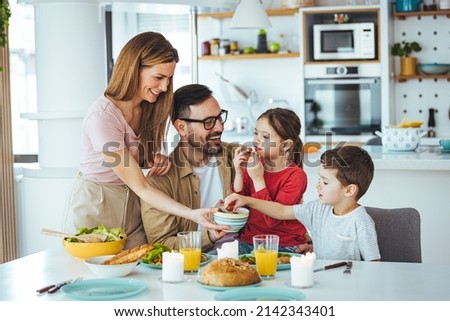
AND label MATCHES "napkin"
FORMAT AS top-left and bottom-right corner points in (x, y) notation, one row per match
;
(217, 240), (239, 259)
